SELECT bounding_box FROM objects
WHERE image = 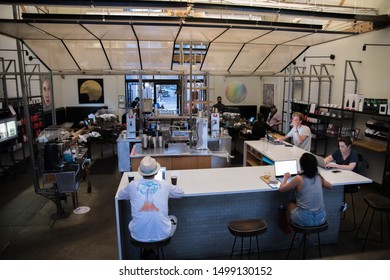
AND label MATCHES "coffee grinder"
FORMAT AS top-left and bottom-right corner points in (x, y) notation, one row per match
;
(210, 112), (220, 137)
